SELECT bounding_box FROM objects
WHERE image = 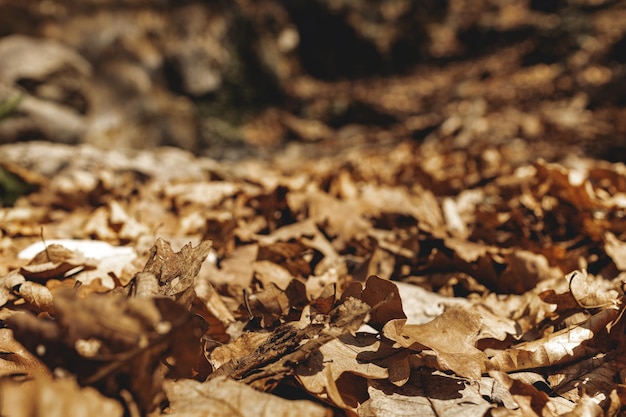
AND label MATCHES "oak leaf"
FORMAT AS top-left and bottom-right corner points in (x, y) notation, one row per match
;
(383, 307), (489, 380)
(163, 377), (331, 417)
(140, 238), (212, 304)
